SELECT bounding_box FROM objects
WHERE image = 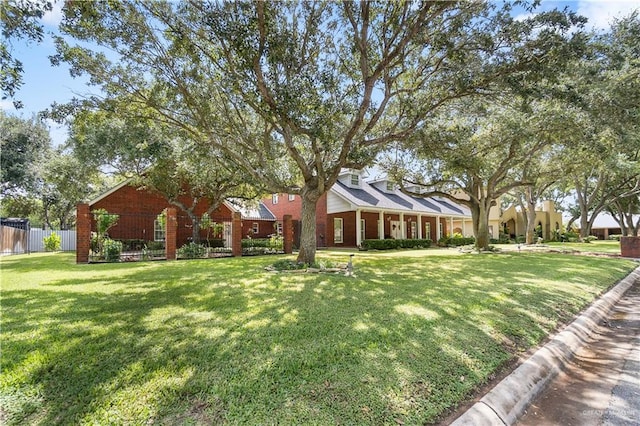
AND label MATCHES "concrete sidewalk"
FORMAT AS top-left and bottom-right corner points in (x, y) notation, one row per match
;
(518, 277), (640, 426)
(451, 265), (640, 426)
